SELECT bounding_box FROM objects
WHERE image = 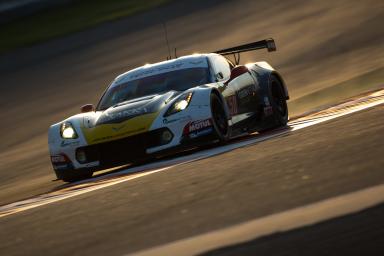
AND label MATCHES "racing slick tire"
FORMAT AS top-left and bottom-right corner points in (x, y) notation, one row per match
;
(55, 168), (93, 183)
(210, 93), (230, 142)
(258, 75), (288, 132)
